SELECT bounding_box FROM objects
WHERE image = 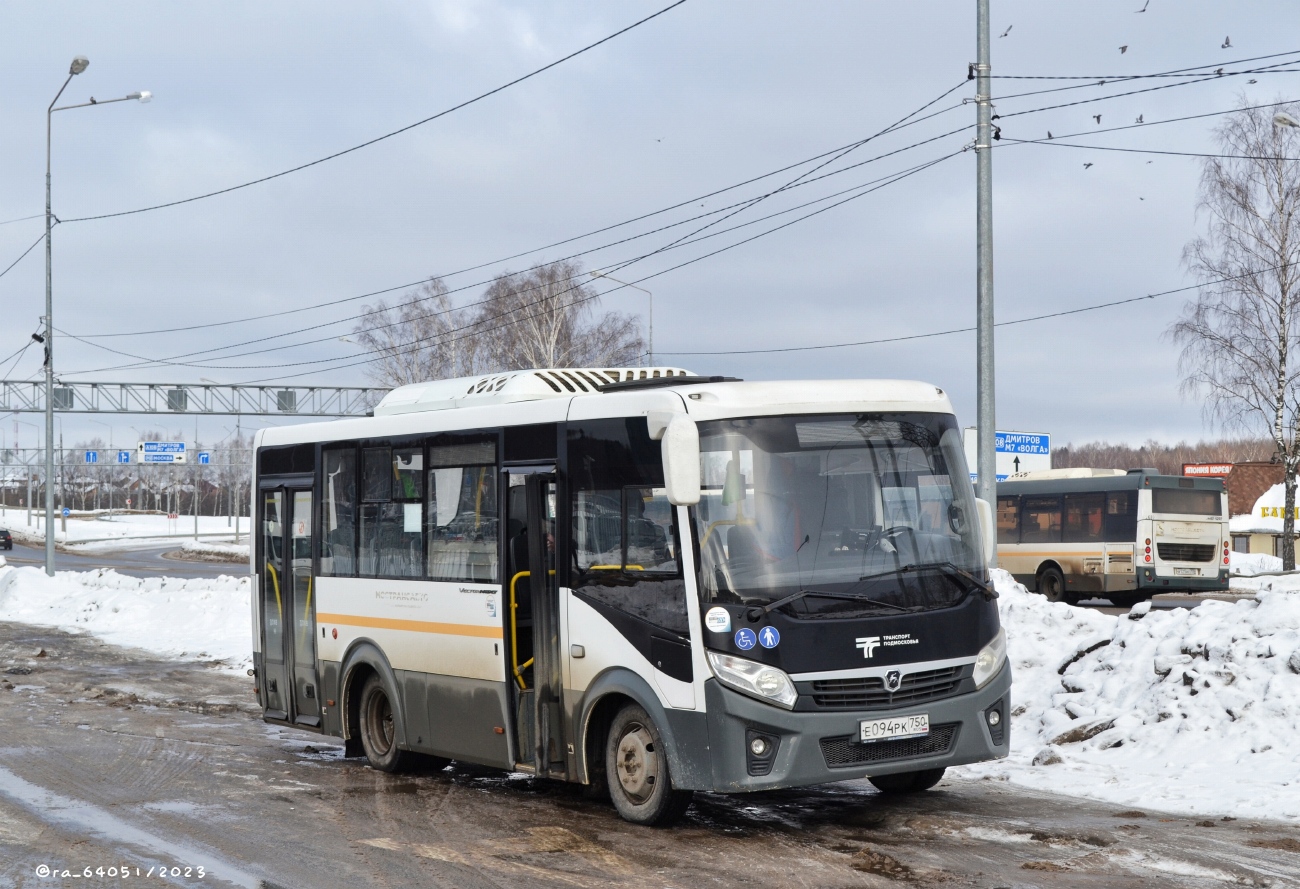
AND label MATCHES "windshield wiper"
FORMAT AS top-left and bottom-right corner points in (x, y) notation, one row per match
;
(860, 561), (998, 601)
(746, 587), (911, 621)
